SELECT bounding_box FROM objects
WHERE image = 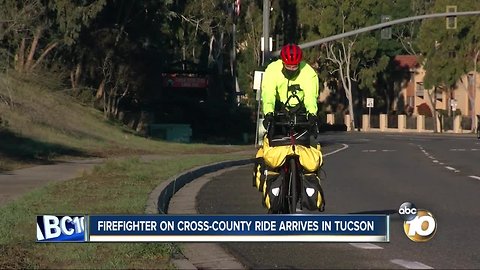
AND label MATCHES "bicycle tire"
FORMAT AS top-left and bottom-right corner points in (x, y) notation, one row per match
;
(288, 158), (297, 214)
